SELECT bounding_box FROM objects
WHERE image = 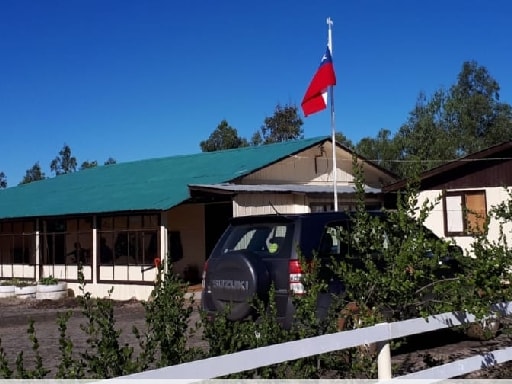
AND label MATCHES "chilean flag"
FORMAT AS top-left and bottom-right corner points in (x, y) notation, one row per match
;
(301, 46), (336, 117)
